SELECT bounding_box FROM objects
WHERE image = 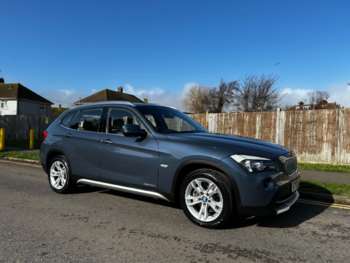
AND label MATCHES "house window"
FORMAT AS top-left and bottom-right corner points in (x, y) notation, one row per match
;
(0, 101), (6, 109)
